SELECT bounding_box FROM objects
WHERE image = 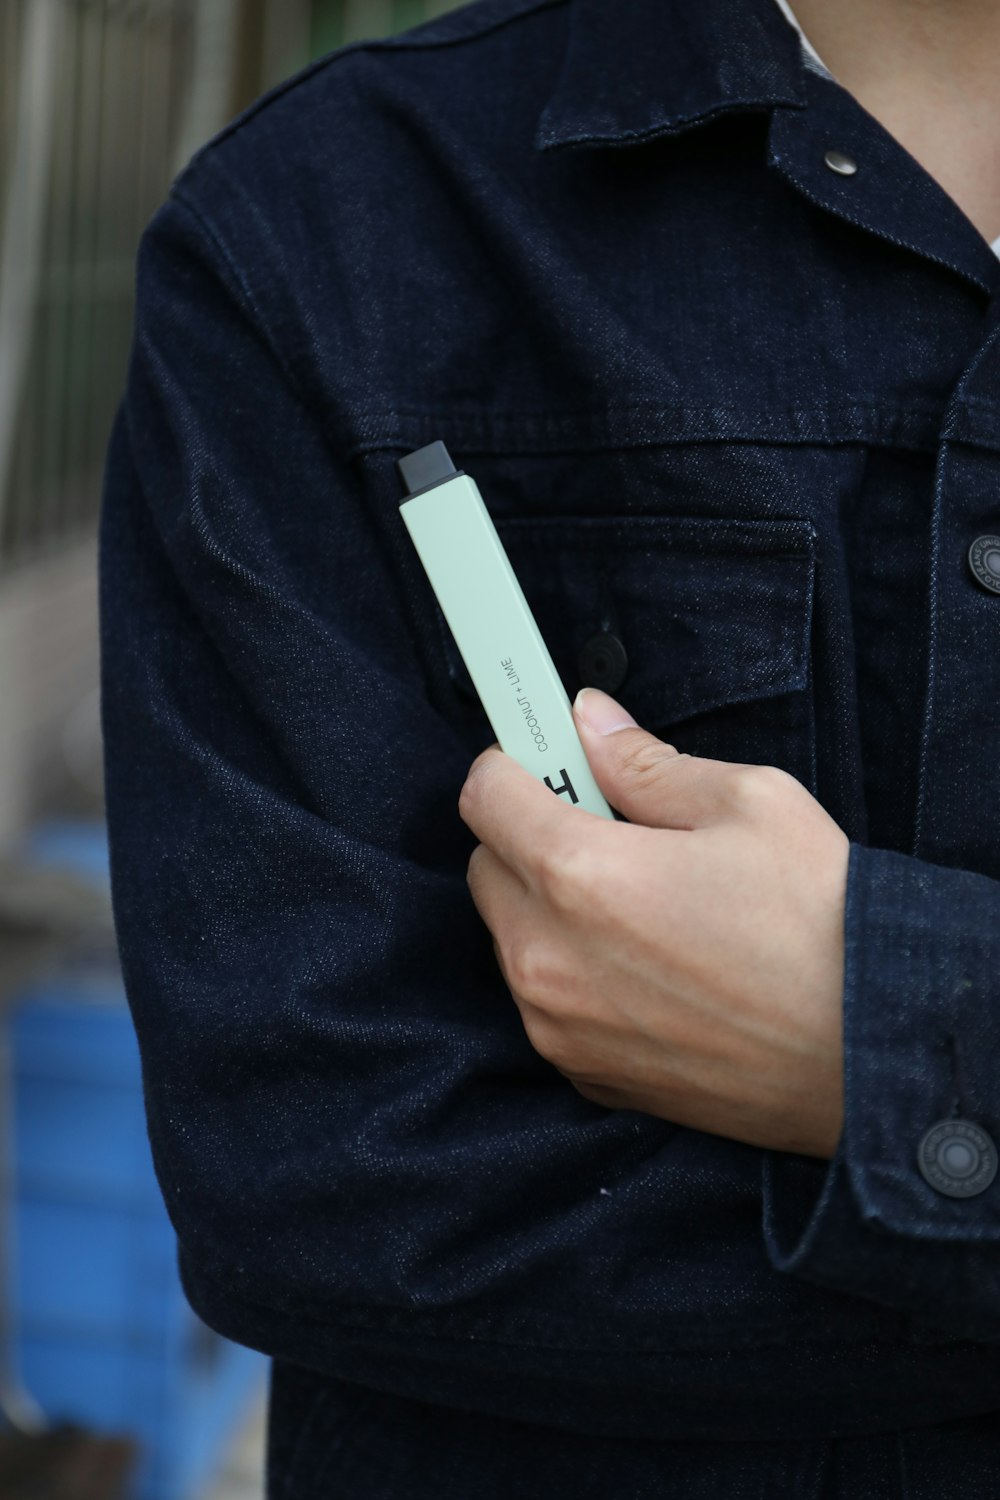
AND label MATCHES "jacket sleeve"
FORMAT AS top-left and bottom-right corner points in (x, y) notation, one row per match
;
(762, 839), (1000, 1341)
(99, 186), (702, 1432)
